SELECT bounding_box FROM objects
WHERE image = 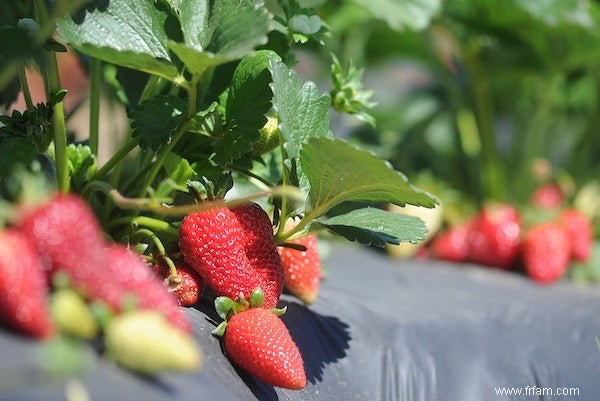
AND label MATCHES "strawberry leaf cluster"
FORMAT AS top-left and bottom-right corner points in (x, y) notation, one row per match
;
(0, 0), (439, 390)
